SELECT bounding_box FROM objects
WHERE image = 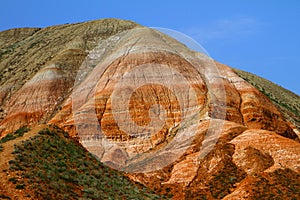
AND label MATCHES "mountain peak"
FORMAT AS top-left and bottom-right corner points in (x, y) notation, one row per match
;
(0, 19), (299, 199)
